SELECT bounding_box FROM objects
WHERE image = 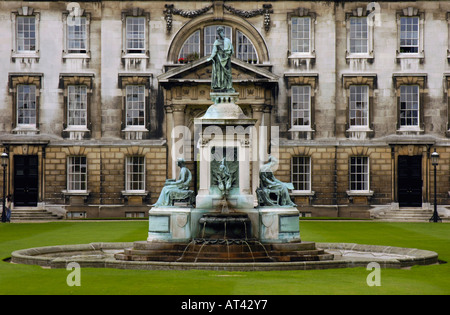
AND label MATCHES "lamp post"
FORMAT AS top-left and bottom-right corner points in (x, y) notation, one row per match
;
(1, 151), (8, 223)
(430, 149), (442, 223)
